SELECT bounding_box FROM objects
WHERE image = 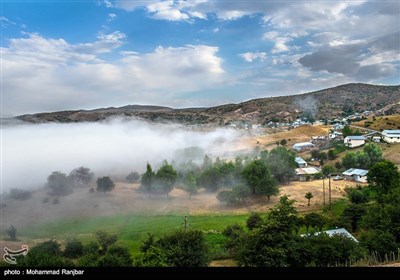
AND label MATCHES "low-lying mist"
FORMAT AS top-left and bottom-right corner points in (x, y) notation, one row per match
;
(1, 118), (241, 192)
